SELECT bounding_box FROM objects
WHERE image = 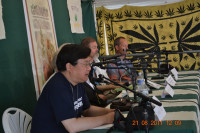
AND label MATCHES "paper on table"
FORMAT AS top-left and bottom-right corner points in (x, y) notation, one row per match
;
(166, 75), (176, 86)
(171, 68), (178, 80)
(165, 84), (174, 97)
(152, 96), (166, 121)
